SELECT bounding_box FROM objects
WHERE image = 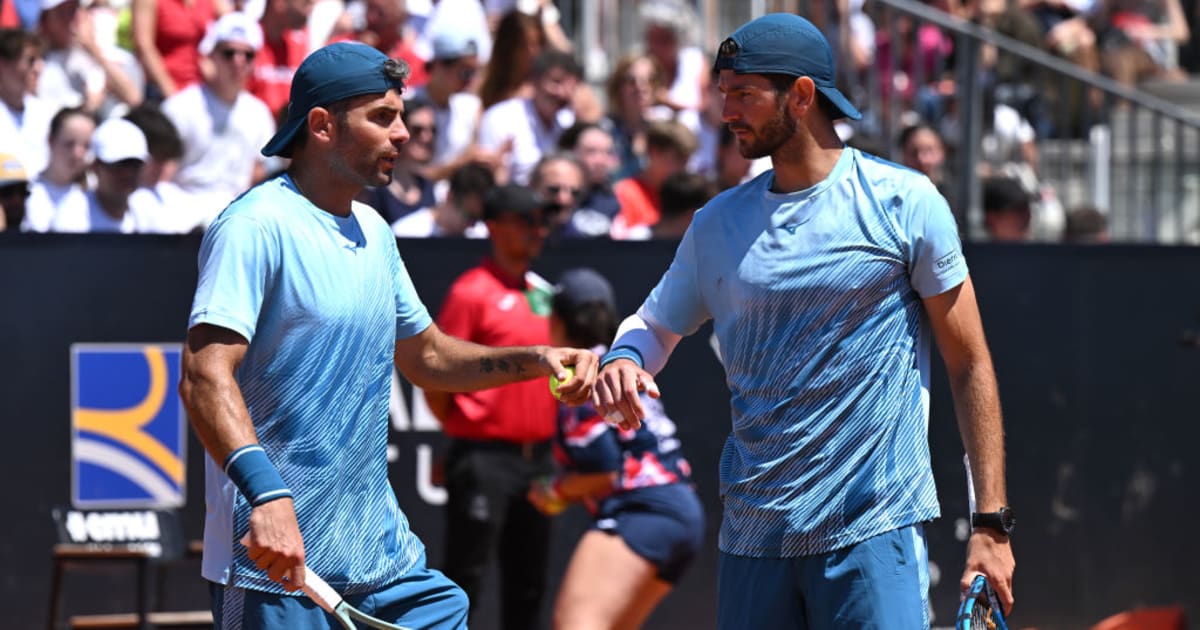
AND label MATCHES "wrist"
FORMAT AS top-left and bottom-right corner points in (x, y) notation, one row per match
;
(224, 445), (293, 506)
(600, 345), (644, 369)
